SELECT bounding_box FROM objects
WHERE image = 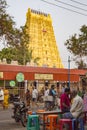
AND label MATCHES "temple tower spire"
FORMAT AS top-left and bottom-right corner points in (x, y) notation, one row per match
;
(26, 8), (64, 68)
